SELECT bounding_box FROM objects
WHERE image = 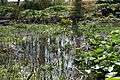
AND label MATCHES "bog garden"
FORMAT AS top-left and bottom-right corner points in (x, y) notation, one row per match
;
(0, 0), (120, 80)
